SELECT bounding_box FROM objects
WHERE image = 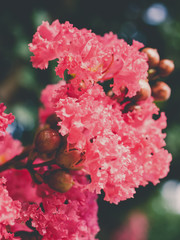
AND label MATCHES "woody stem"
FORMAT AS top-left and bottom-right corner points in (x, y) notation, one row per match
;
(0, 145), (33, 173)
